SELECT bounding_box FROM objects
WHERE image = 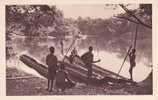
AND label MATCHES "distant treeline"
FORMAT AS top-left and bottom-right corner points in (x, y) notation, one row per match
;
(6, 4), (152, 64)
(75, 16), (152, 63)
